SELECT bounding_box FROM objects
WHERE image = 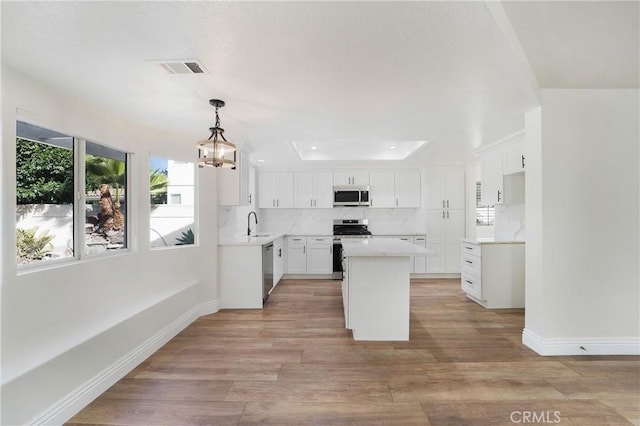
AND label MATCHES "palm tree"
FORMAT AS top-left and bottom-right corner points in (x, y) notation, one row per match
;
(86, 156), (126, 232)
(149, 168), (168, 205)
